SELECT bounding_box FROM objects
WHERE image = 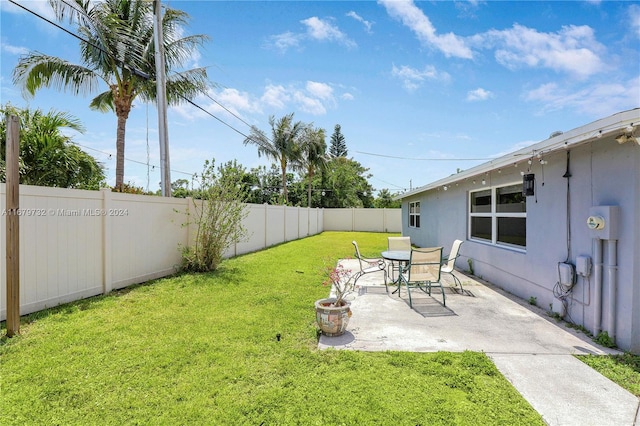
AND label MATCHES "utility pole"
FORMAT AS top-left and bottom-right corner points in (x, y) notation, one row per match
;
(153, 0), (171, 196)
(5, 115), (20, 337)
